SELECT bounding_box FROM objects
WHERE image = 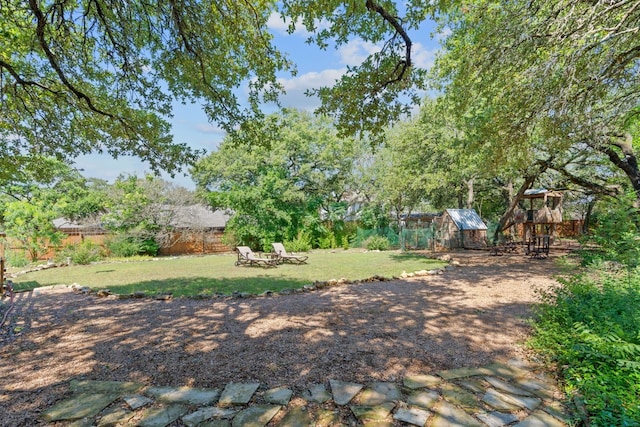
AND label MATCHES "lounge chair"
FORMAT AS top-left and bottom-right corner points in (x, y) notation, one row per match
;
(235, 246), (278, 267)
(271, 242), (308, 264)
